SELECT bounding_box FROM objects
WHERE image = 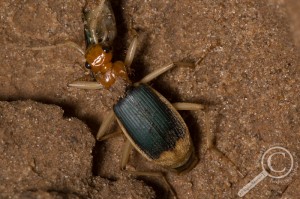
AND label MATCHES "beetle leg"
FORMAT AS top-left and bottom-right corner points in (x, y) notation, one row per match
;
(134, 61), (195, 86)
(120, 140), (177, 198)
(124, 170), (177, 199)
(68, 81), (103, 90)
(26, 41), (85, 55)
(135, 41), (220, 86)
(119, 138), (177, 198)
(99, 130), (122, 141)
(204, 114), (245, 178)
(134, 63), (174, 86)
(124, 36), (138, 68)
(96, 110), (115, 140)
(172, 102), (204, 111)
(120, 139), (133, 170)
